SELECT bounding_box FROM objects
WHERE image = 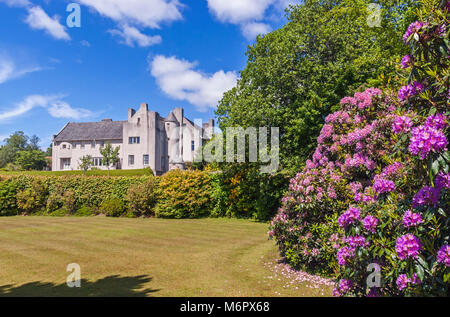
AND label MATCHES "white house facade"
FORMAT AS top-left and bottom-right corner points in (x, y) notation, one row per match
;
(52, 103), (214, 175)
